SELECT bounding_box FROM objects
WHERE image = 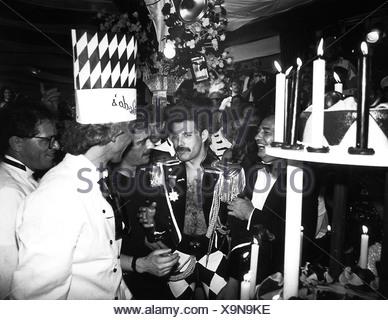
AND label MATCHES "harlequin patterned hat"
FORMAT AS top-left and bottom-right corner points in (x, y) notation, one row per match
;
(71, 29), (137, 124)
